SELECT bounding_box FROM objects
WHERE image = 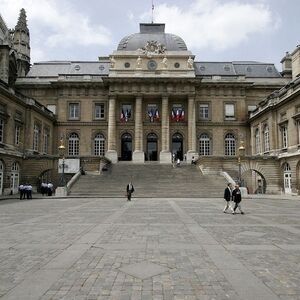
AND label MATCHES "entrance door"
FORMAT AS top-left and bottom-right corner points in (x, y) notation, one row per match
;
(121, 133), (132, 161)
(284, 163), (292, 194)
(0, 161), (3, 195)
(172, 133), (183, 161)
(147, 133), (158, 161)
(10, 162), (20, 194)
